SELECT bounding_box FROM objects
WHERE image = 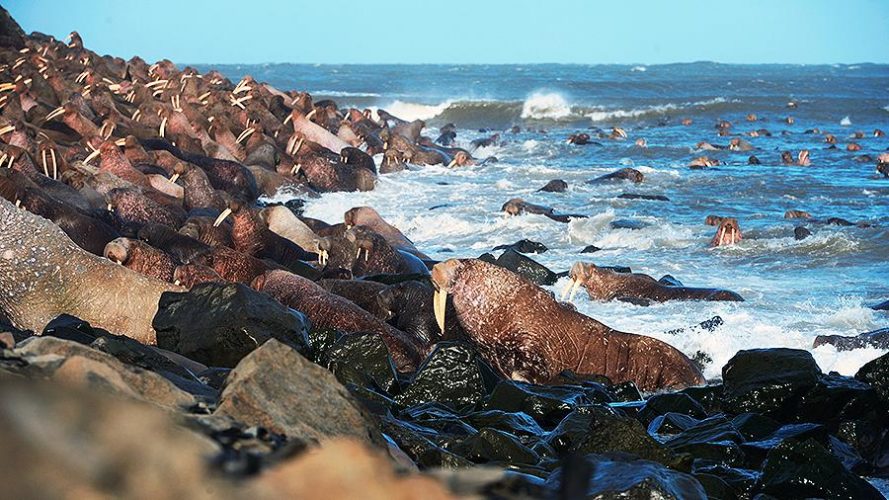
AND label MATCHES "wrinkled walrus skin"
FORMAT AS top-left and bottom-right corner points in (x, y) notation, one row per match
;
(0, 197), (181, 343)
